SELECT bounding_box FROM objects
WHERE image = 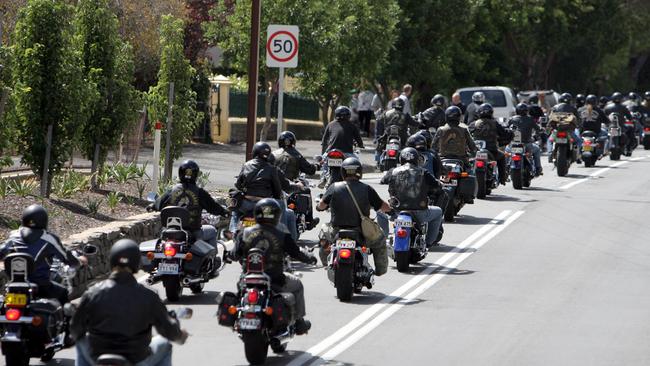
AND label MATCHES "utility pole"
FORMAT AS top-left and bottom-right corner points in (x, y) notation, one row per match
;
(245, 0), (261, 160)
